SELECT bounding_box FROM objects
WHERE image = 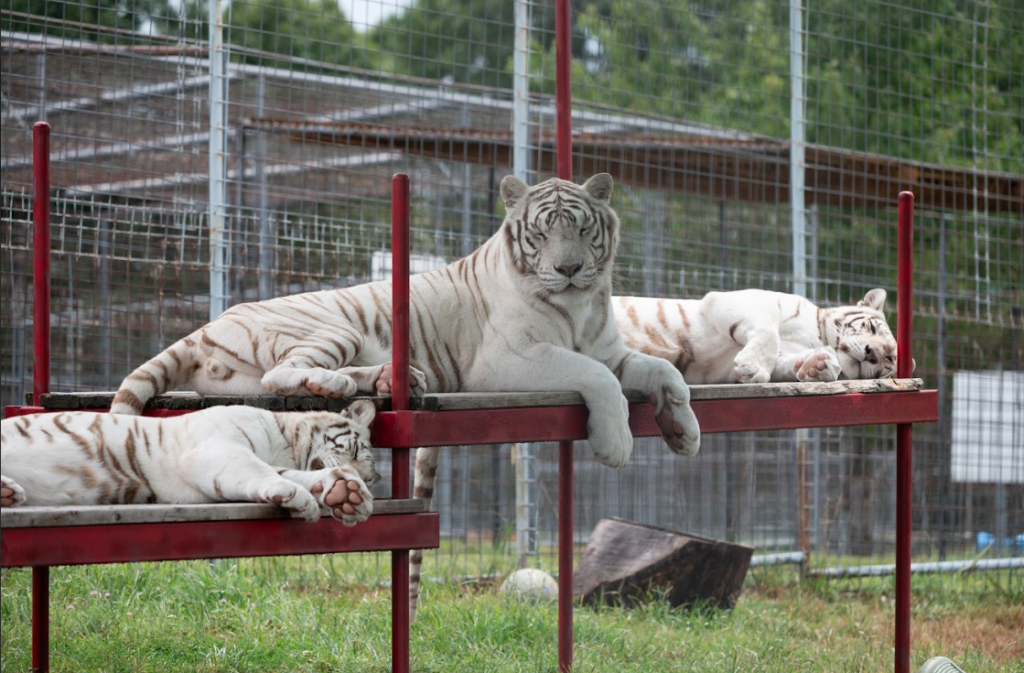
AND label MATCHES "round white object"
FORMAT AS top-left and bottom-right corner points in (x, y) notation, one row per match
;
(499, 568), (559, 601)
